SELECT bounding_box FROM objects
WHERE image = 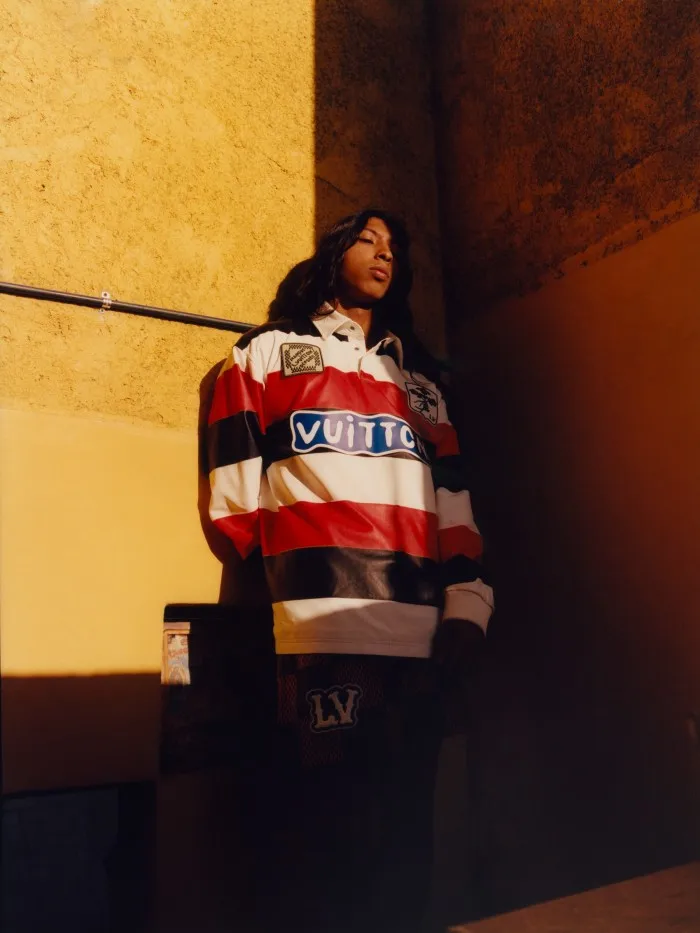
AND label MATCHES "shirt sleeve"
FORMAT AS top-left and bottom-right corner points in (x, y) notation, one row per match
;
(207, 336), (266, 559)
(432, 390), (494, 633)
